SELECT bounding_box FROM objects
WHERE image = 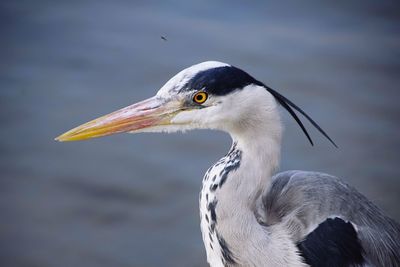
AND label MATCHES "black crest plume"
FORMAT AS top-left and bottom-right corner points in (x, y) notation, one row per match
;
(183, 65), (337, 147)
(264, 85), (338, 148)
